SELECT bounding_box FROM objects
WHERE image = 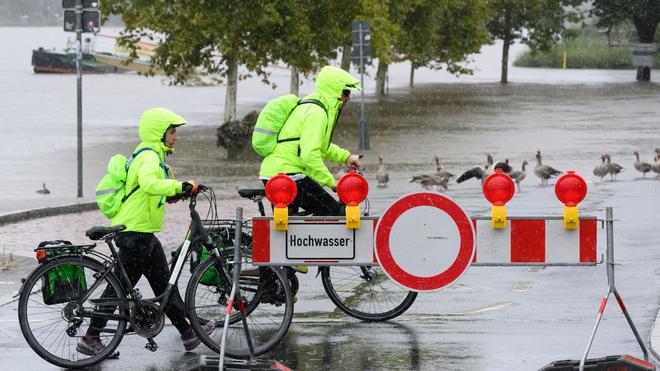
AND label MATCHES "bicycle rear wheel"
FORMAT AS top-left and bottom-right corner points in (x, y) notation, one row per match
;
(321, 266), (417, 321)
(18, 256), (128, 369)
(185, 256), (293, 358)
